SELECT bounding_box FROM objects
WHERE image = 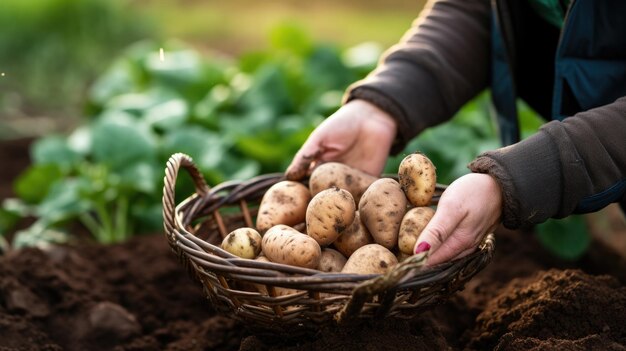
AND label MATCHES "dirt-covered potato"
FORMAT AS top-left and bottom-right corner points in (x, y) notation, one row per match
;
(261, 225), (321, 269)
(220, 228), (262, 259)
(309, 162), (378, 203)
(306, 187), (356, 246)
(398, 207), (435, 254)
(398, 152), (437, 207)
(256, 181), (311, 233)
(396, 251), (412, 263)
(358, 178), (407, 250)
(317, 248), (347, 272)
(341, 244), (398, 275)
(333, 211), (374, 258)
